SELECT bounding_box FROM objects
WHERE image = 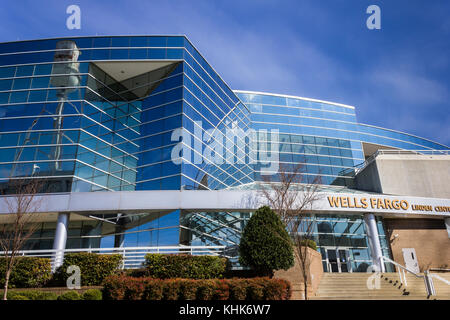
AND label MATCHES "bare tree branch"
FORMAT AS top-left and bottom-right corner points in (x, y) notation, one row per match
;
(0, 179), (42, 300)
(259, 163), (323, 300)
